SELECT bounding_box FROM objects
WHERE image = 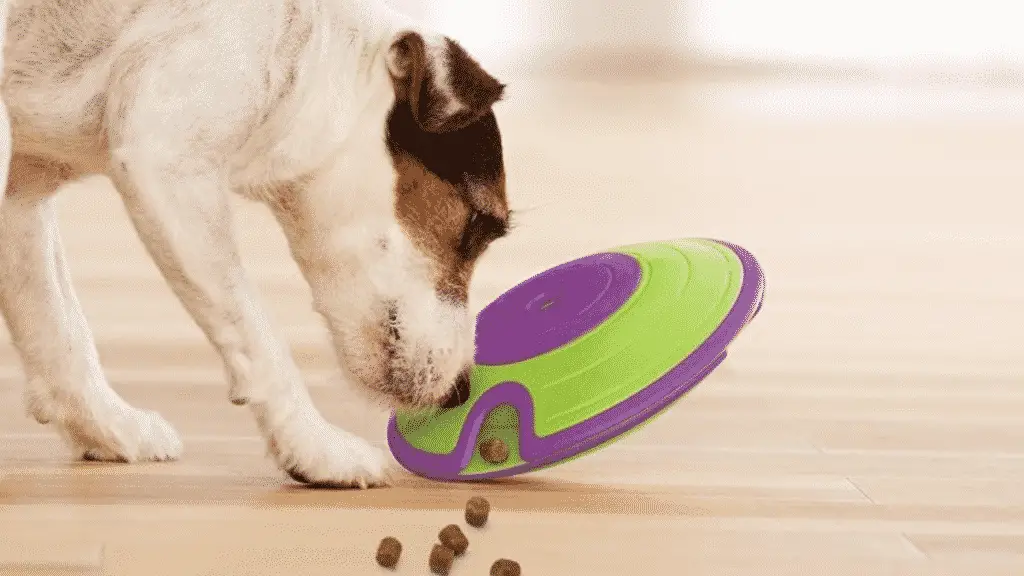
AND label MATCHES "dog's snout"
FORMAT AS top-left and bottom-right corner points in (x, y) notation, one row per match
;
(440, 368), (472, 409)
